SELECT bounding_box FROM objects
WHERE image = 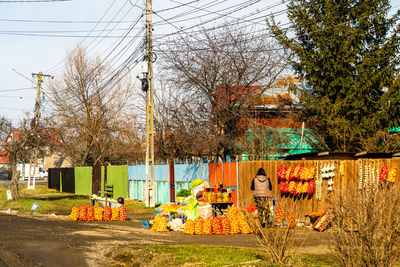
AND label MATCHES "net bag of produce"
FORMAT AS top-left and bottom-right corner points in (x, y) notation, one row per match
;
(221, 217), (231, 235)
(183, 219), (195, 235)
(212, 217), (222, 235)
(70, 206), (79, 221)
(111, 207), (119, 221)
(151, 215), (169, 232)
(238, 211), (252, 234)
(103, 206), (112, 221)
(194, 217), (204, 235)
(118, 205), (127, 221)
(94, 207), (103, 221)
(87, 206), (95, 221)
(227, 206), (240, 234)
(79, 205), (88, 221)
(203, 217), (213, 235)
